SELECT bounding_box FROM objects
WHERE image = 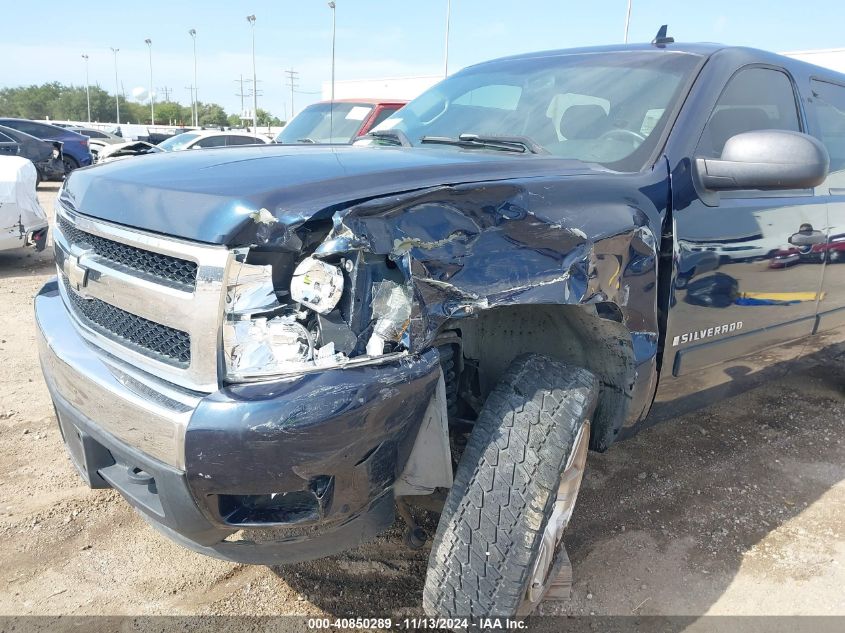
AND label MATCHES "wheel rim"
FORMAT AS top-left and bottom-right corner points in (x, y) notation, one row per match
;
(522, 421), (590, 611)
